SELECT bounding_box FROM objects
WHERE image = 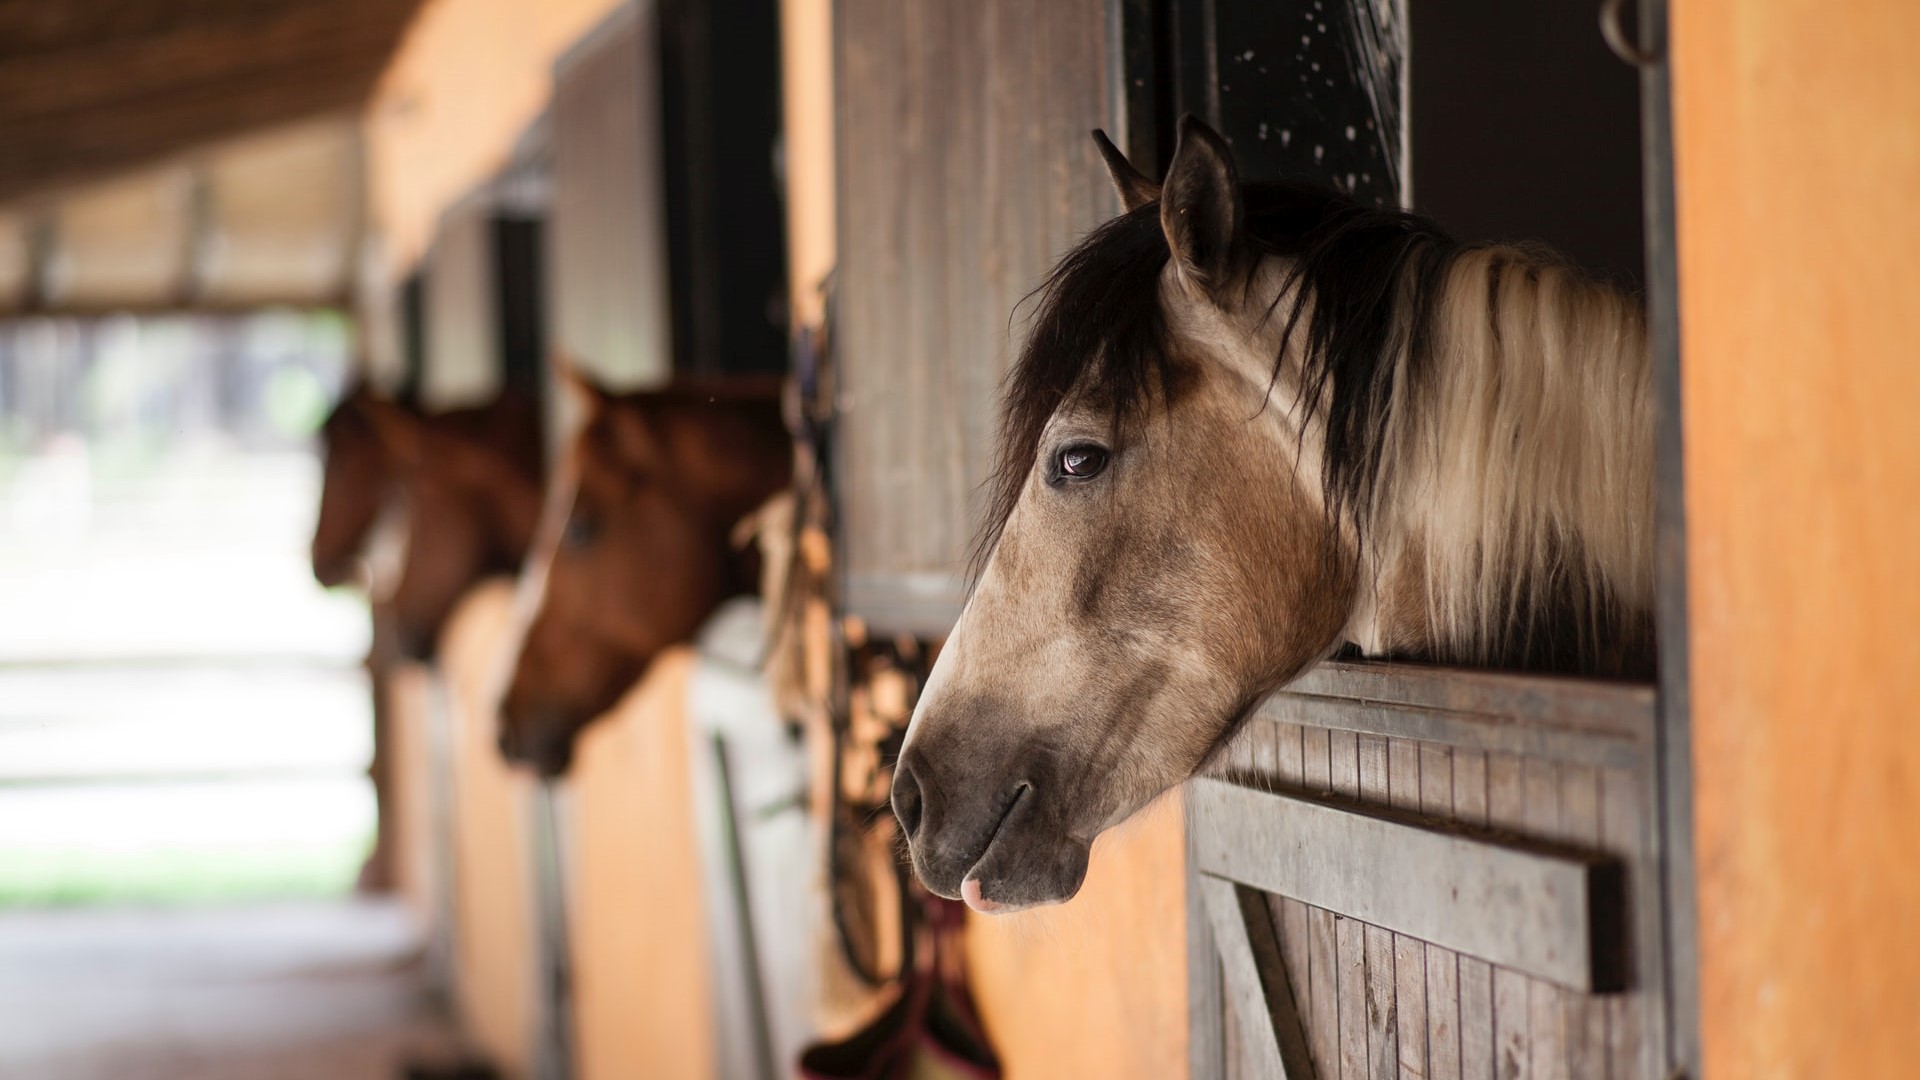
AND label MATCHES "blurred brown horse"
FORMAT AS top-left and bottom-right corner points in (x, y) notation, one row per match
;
(313, 381), (405, 890)
(361, 391), (548, 661)
(311, 381), (399, 589)
(498, 376), (791, 776)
